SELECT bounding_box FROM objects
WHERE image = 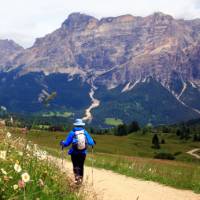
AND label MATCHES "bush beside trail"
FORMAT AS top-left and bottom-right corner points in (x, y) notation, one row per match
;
(154, 152), (175, 160)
